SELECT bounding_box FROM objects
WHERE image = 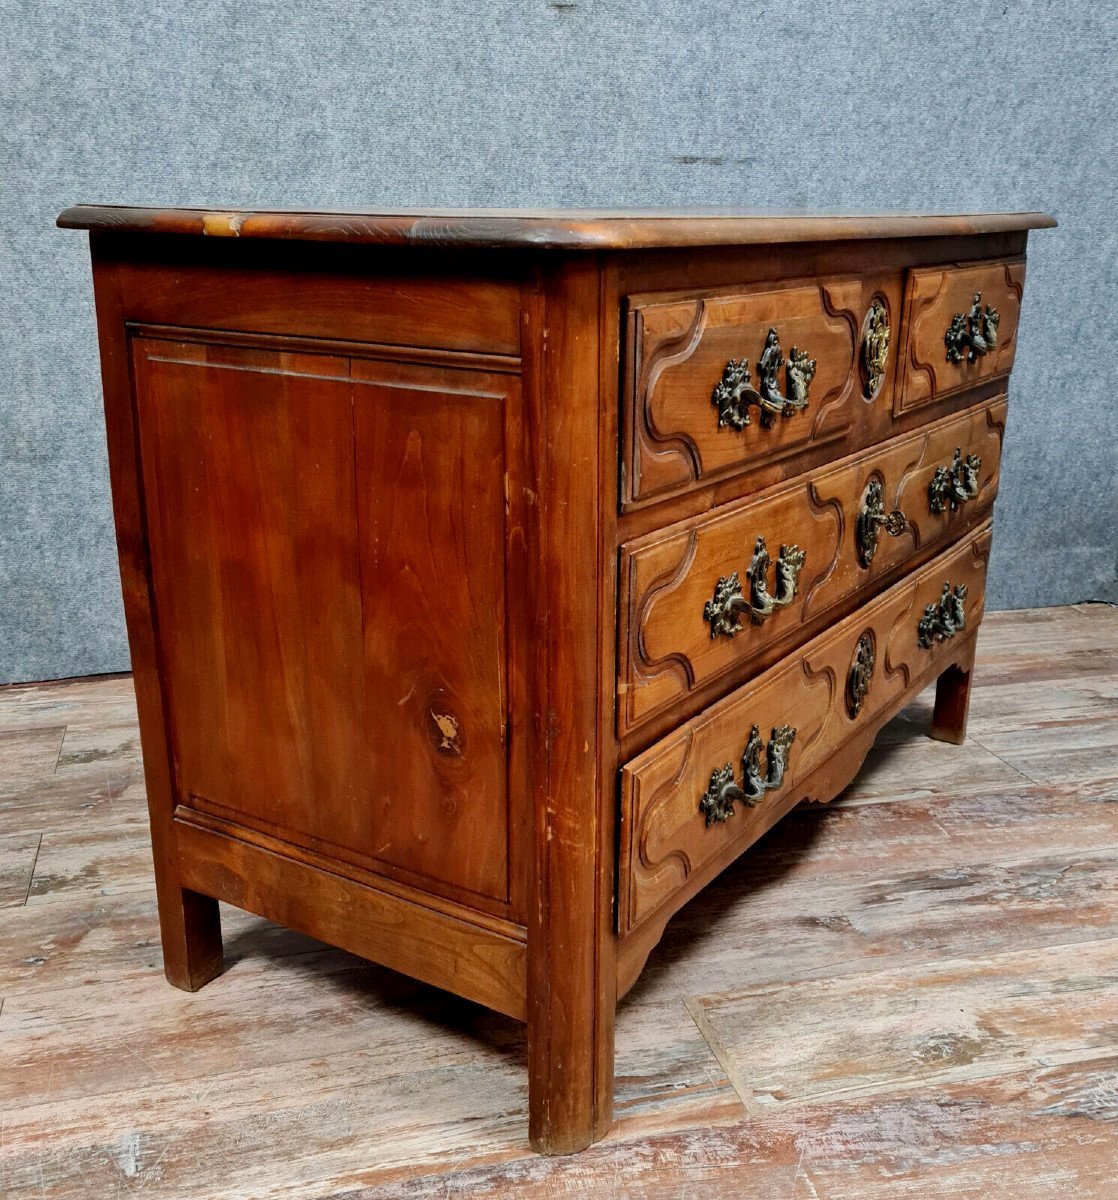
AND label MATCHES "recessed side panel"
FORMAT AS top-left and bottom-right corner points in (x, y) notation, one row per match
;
(132, 337), (513, 909)
(351, 358), (513, 905)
